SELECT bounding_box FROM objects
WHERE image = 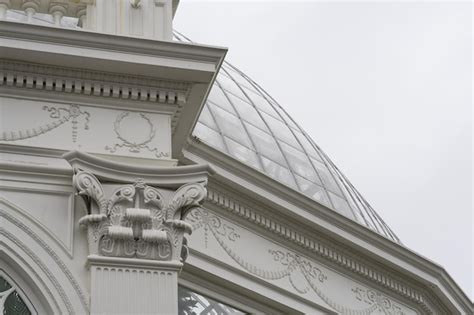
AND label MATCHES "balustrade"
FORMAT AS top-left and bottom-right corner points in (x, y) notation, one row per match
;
(0, 0), (176, 40)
